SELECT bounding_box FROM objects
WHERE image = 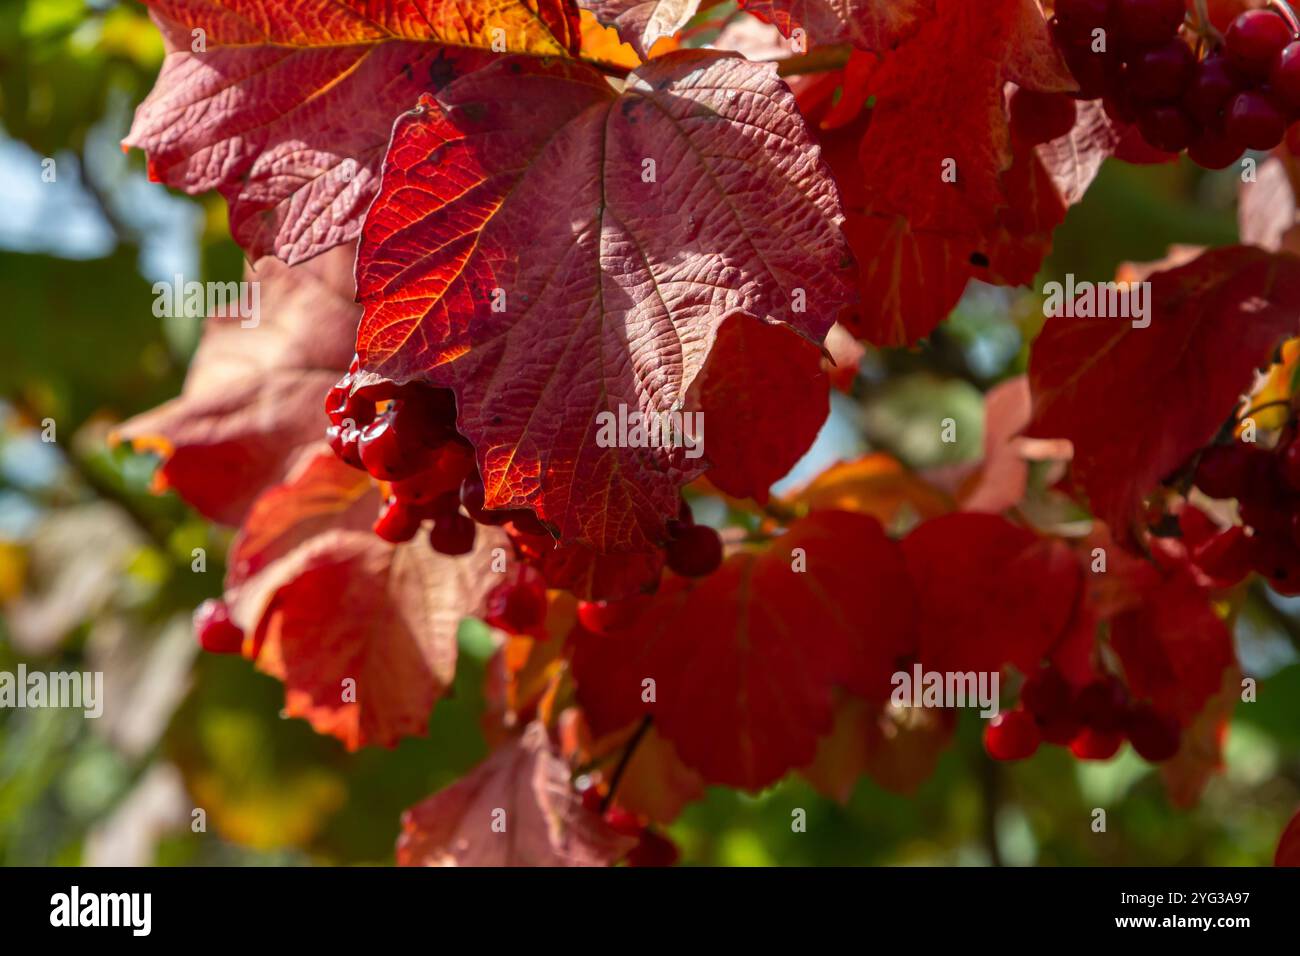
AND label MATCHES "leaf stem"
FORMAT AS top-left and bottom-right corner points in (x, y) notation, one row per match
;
(600, 715), (653, 813)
